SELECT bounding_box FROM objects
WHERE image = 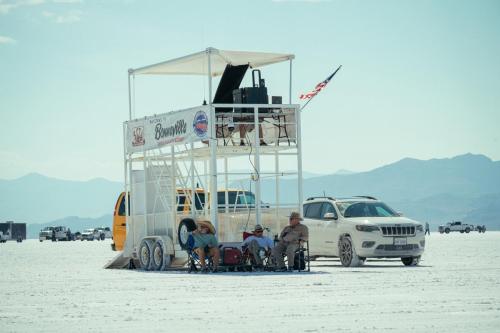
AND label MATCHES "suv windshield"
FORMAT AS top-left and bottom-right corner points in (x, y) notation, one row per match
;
(336, 201), (398, 218)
